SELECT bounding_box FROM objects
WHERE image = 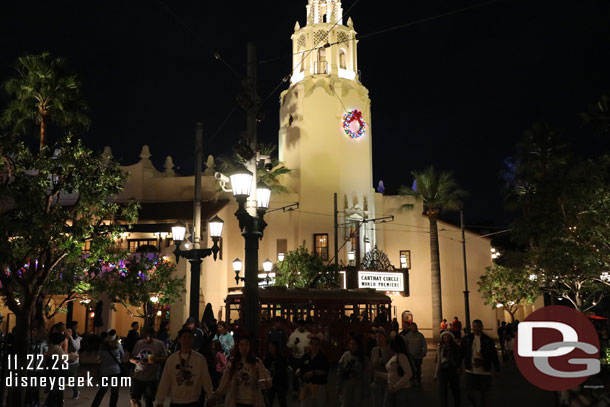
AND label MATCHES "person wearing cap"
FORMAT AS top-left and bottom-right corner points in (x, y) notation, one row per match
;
(154, 328), (213, 407)
(434, 331), (460, 407)
(130, 327), (168, 407)
(92, 330), (124, 407)
(184, 317), (206, 353)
